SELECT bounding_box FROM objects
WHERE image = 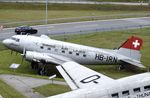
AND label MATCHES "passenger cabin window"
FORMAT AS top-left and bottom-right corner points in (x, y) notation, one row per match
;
(69, 51), (72, 54)
(122, 90), (129, 96)
(133, 87), (141, 93)
(48, 48), (51, 50)
(76, 53), (79, 56)
(144, 85), (150, 91)
(83, 54), (86, 57)
(111, 93), (119, 98)
(40, 46), (44, 49)
(62, 50), (65, 53)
